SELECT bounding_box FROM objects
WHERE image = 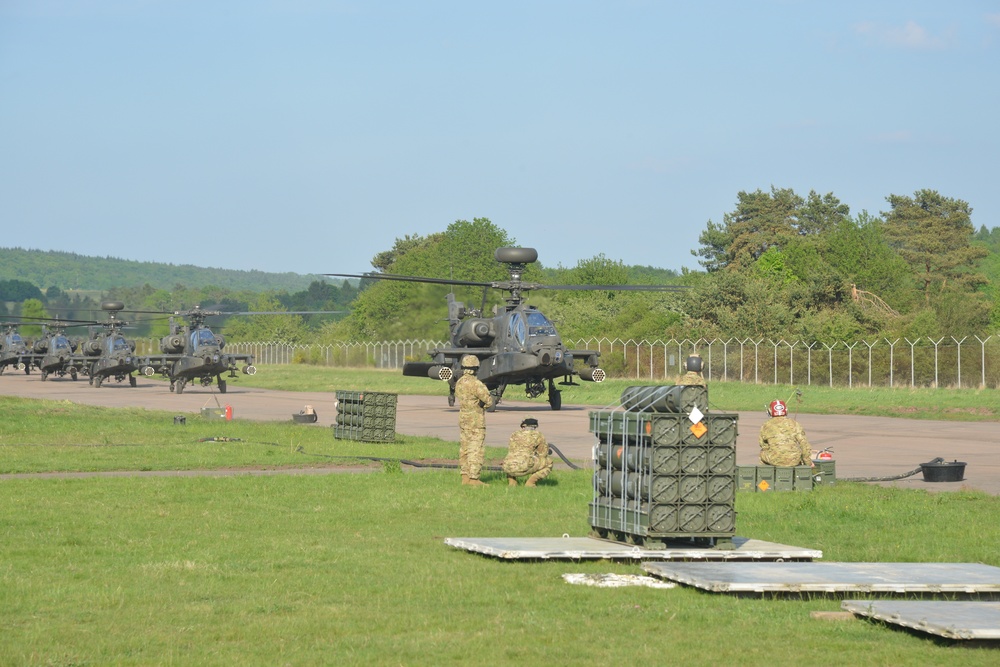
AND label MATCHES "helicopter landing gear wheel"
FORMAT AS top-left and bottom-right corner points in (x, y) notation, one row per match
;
(169, 382), (175, 393)
(71, 369), (78, 381)
(129, 374), (137, 387)
(176, 378), (187, 394)
(93, 374), (103, 388)
(218, 379), (227, 394)
(548, 386), (562, 411)
(40, 370), (48, 381)
(448, 392), (455, 407)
